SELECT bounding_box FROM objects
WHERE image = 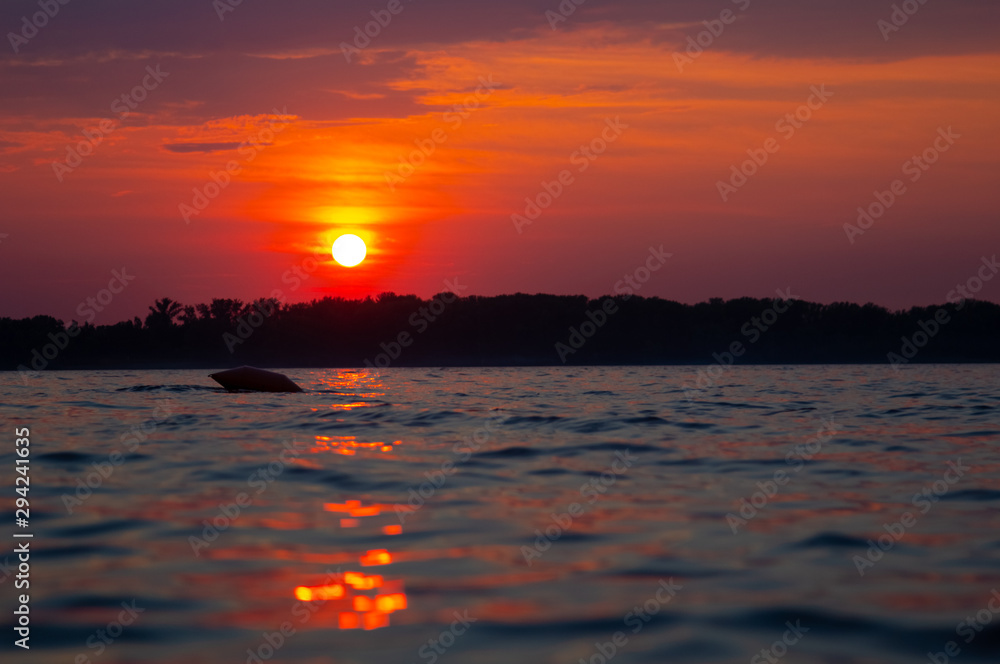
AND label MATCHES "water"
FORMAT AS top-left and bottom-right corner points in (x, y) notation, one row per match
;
(3, 366), (999, 664)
